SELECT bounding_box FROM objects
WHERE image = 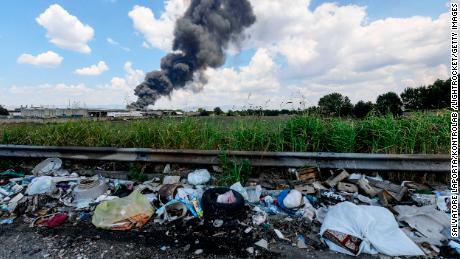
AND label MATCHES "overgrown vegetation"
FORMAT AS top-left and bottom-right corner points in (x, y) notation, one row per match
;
(0, 111), (449, 154)
(217, 151), (252, 185)
(128, 165), (149, 182)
